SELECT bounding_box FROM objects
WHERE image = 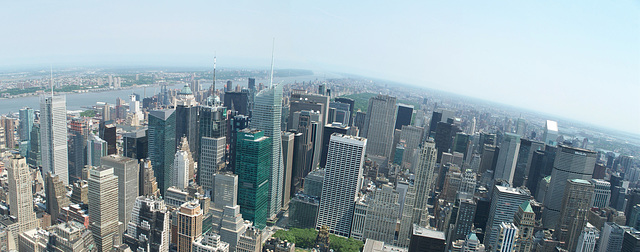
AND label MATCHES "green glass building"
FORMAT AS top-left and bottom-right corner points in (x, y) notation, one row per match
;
(148, 109), (176, 195)
(236, 128), (270, 229)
